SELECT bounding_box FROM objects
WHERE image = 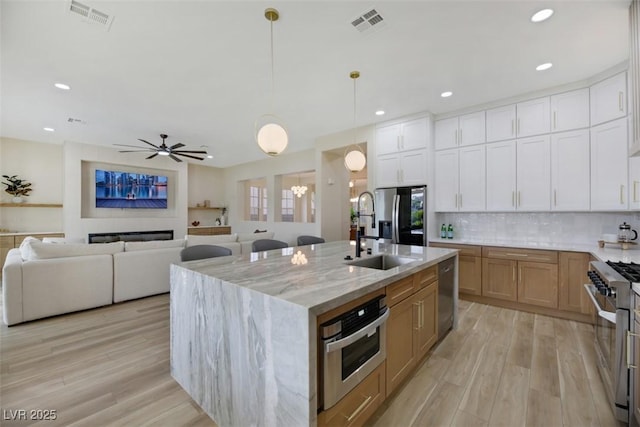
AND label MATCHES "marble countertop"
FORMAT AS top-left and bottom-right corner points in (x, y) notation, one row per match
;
(429, 237), (640, 264)
(178, 240), (457, 316)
